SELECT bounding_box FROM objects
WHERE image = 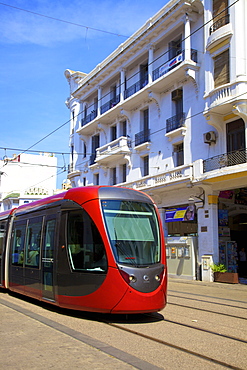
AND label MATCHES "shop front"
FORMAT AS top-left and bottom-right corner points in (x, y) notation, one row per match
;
(164, 204), (199, 280)
(218, 188), (247, 284)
